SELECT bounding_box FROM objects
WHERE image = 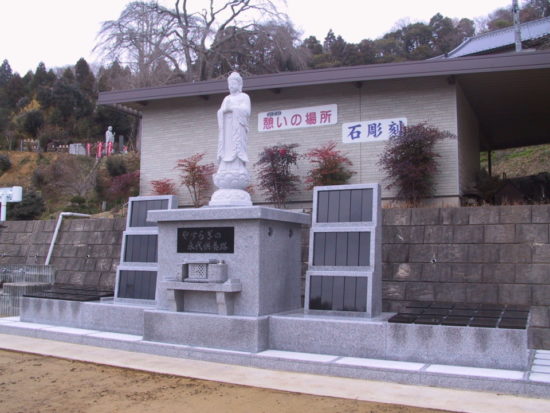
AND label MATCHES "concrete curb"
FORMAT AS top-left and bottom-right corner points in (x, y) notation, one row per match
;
(0, 317), (549, 412)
